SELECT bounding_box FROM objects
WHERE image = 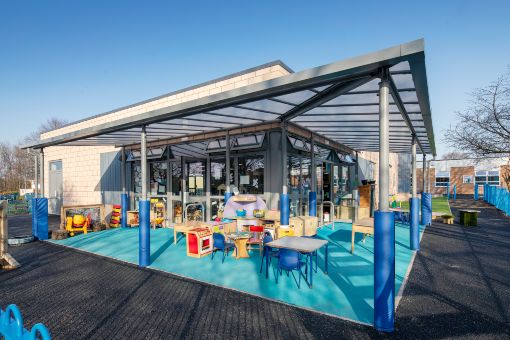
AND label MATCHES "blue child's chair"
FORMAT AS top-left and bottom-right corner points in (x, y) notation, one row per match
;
(276, 248), (307, 288)
(259, 232), (280, 278)
(211, 232), (236, 263)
